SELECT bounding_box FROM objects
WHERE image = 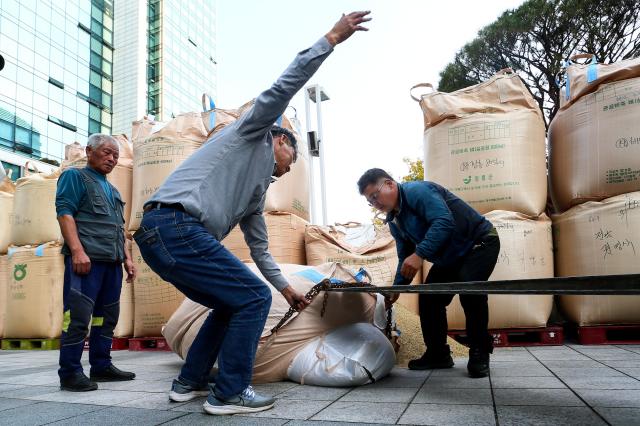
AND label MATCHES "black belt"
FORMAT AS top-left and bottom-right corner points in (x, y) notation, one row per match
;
(143, 202), (185, 214)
